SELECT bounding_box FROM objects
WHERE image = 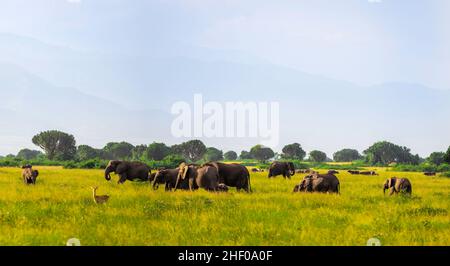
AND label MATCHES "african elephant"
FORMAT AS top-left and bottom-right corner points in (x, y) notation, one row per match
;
(153, 168), (189, 191)
(175, 163), (224, 191)
(296, 169), (311, 174)
(293, 173), (340, 194)
(328, 170), (339, 175)
(383, 177), (412, 196)
(360, 171), (378, 176)
(205, 162), (251, 192)
(268, 161), (295, 179)
(174, 163), (199, 191)
(104, 160), (151, 184)
(22, 165), (38, 185)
